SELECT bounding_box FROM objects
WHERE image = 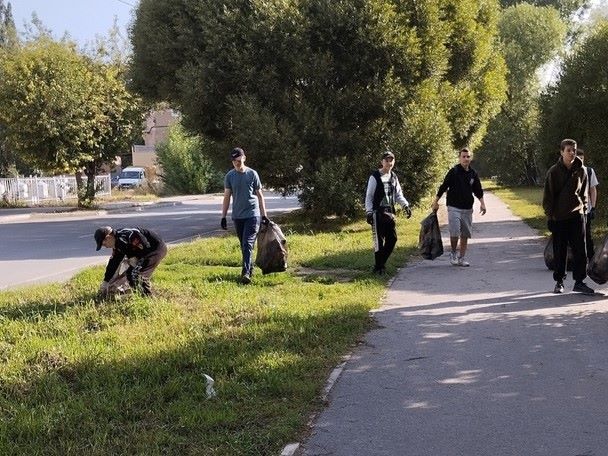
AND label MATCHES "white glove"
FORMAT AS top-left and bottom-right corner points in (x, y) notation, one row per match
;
(99, 281), (109, 294)
(128, 257), (139, 267)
